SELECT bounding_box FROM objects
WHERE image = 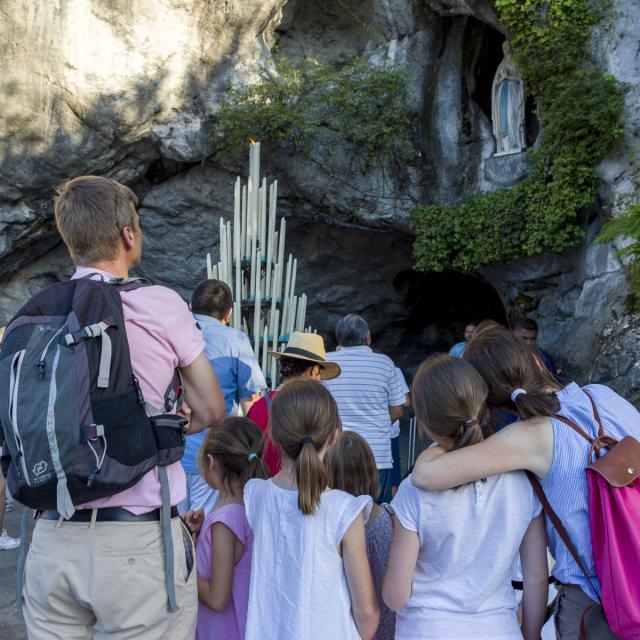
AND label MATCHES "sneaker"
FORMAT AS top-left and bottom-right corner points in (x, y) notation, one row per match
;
(0, 529), (20, 550)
